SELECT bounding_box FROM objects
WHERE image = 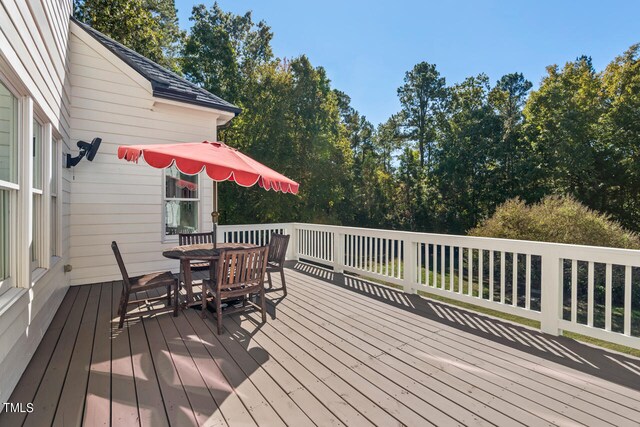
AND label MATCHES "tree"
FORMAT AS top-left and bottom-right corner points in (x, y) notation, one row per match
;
(375, 113), (405, 173)
(435, 74), (501, 232)
(488, 73), (533, 198)
(75, 0), (181, 70)
(144, 0), (185, 72)
(600, 44), (640, 229)
(523, 56), (607, 210)
(182, 2), (273, 105)
(218, 57), (353, 225)
(397, 62), (447, 169)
